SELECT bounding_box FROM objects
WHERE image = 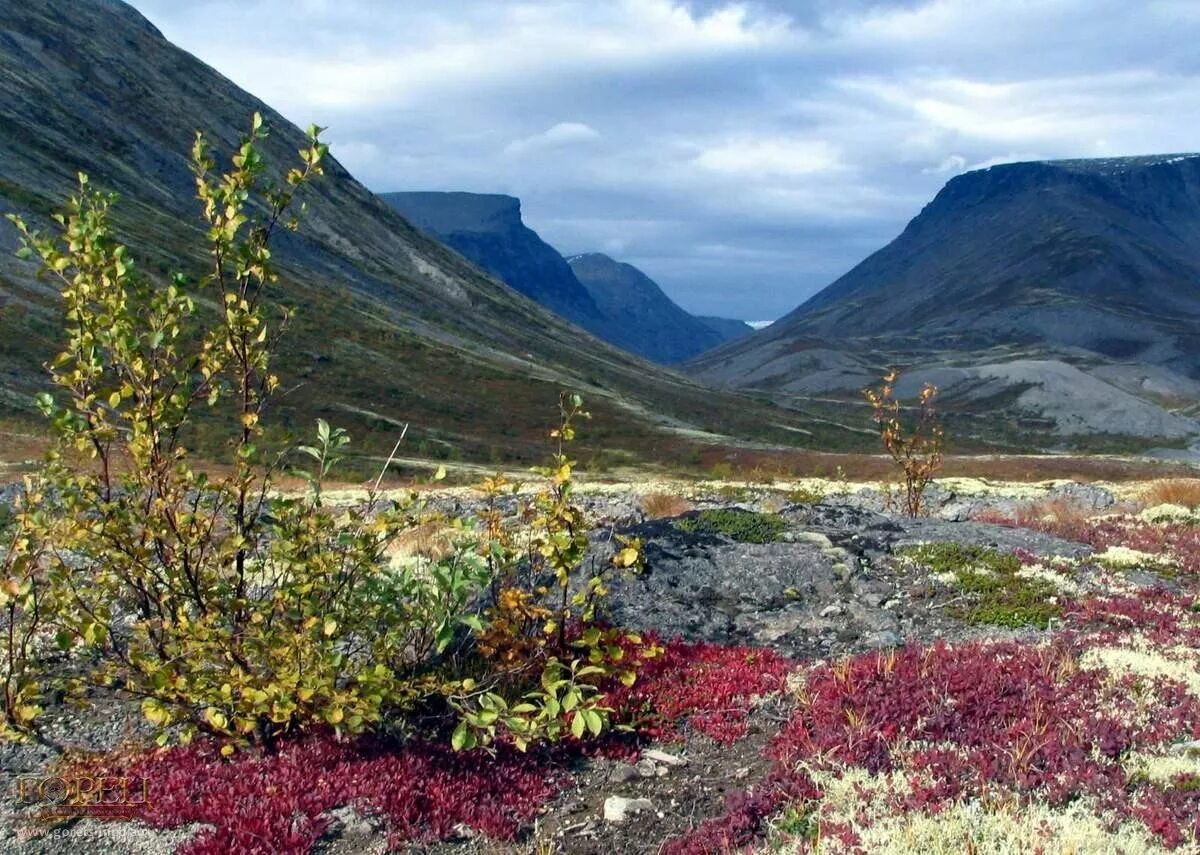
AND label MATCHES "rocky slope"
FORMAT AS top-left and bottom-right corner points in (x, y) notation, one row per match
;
(0, 0), (825, 465)
(690, 155), (1200, 449)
